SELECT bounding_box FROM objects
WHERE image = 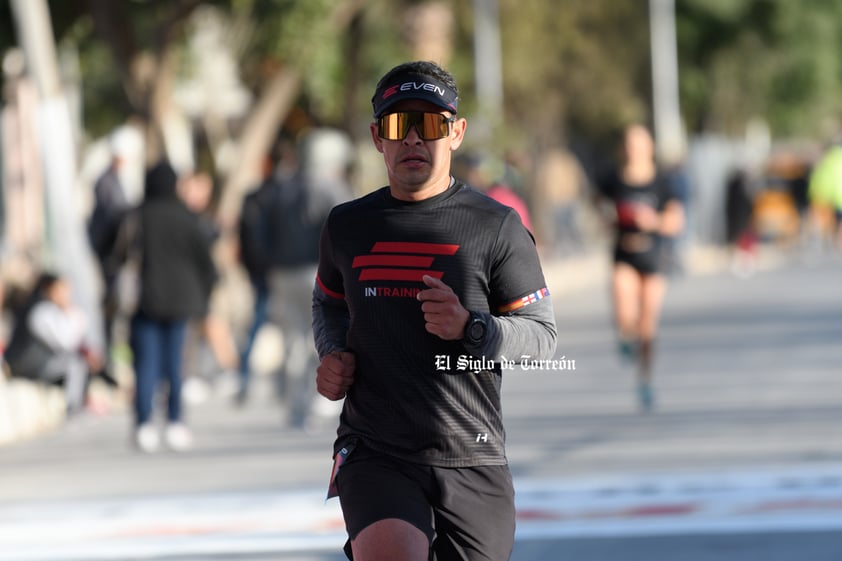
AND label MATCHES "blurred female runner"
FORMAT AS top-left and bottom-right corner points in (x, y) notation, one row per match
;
(598, 124), (684, 410)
